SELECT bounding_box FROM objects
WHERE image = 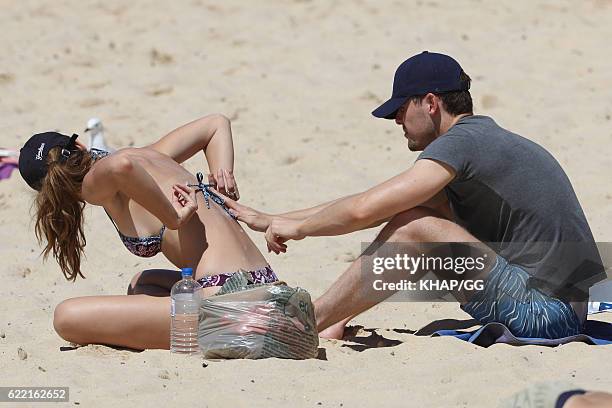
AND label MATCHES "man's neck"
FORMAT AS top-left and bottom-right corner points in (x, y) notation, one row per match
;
(439, 113), (472, 135)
